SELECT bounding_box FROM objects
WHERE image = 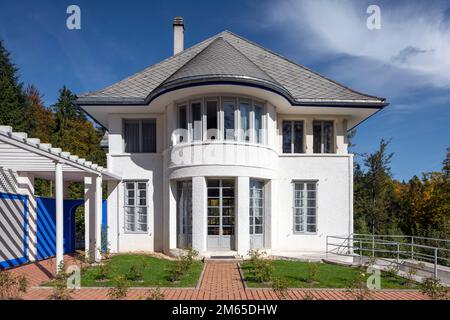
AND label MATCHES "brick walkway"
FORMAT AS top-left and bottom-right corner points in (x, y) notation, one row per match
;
(5, 256), (431, 300)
